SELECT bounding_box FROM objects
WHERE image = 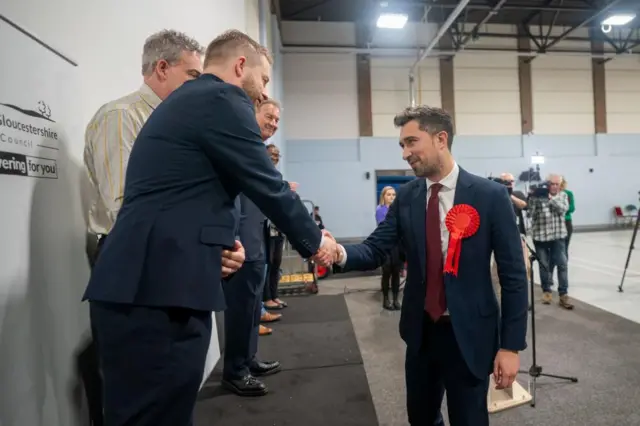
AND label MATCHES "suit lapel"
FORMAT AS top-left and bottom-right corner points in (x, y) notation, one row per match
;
(446, 167), (476, 284)
(410, 179), (427, 279)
